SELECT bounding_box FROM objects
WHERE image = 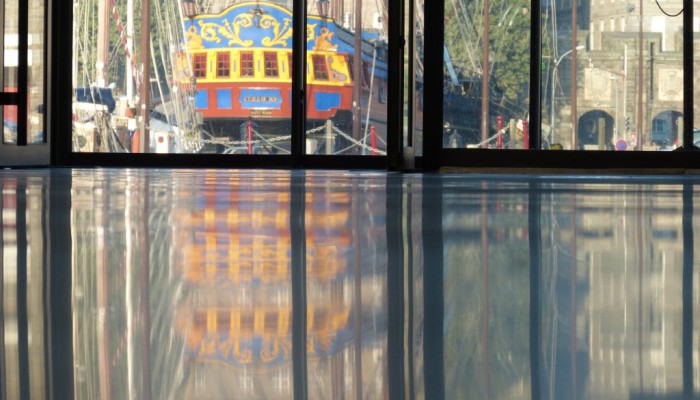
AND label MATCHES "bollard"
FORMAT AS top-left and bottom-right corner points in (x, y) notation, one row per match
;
(247, 120), (253, 154)
(496, 116), (503, 149)
(131, 129), (140, 153)
(522, 119), (529, 150)
(371, 125), (377, 155)
(325, 119), (333, 155)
